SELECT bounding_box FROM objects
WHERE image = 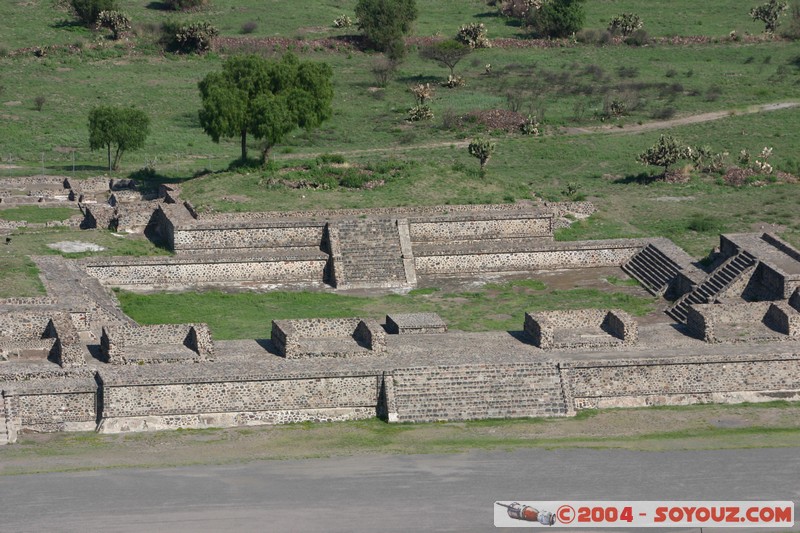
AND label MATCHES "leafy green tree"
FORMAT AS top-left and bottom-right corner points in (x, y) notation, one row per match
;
(355, 0), (418, 59)
(198, 54), (334, 164)
(420, 40), (471, 77)
(71, 0), (117, 25)
(529, 0), (586, 38)
(88, 106), (150, 171)
(637, 134), (685, 177)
